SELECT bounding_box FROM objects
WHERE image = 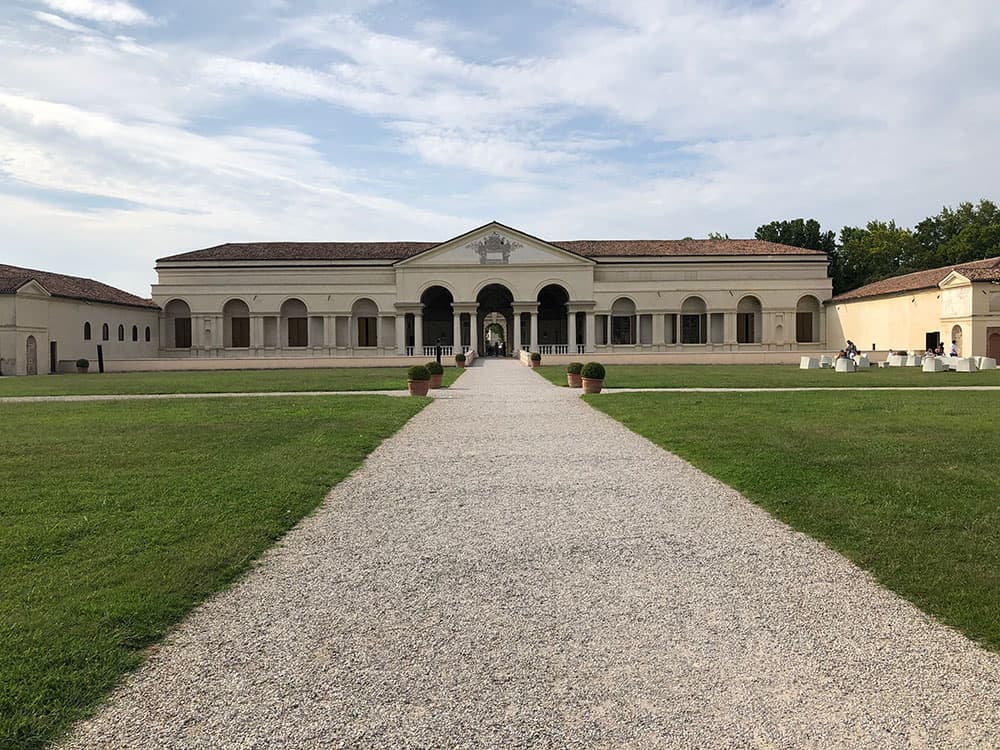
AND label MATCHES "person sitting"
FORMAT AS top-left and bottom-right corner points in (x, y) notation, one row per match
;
(950, 340), (959, 357)
(934, 343), (945, 356)
(925, 347), (935, 357)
